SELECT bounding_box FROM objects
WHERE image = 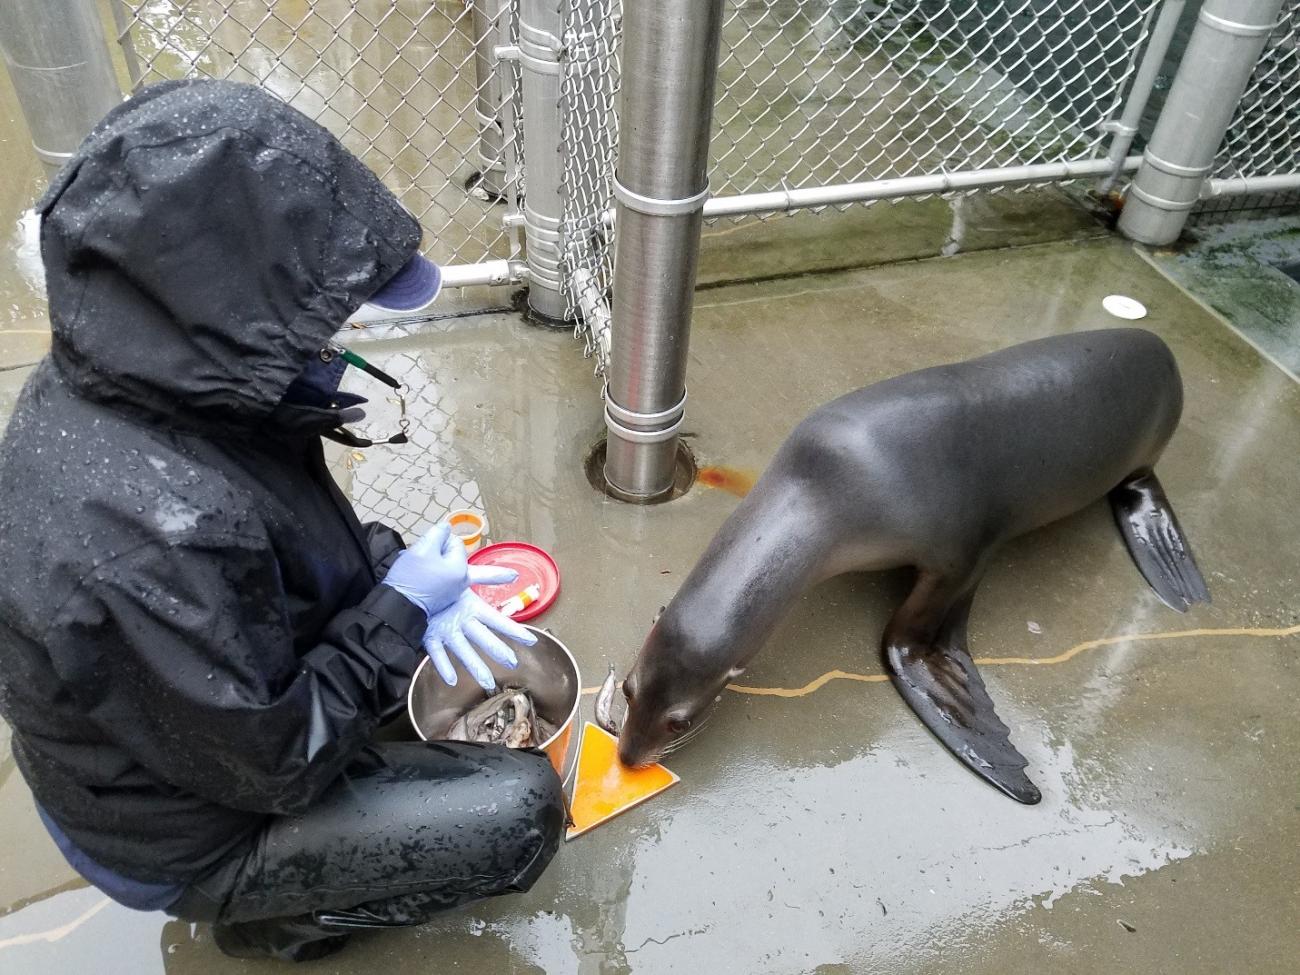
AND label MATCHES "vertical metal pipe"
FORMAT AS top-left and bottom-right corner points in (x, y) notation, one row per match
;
(0, 0), (123, 179)
(107, 0), (146, 91)
(470, 0), (508, 200)
(1098, 0), (1187, 194)
(603, 0), (727, 501)
(517, 0), (567, 321)
(1118, 0), (1285, 244)
(557, 0), (609, 318)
